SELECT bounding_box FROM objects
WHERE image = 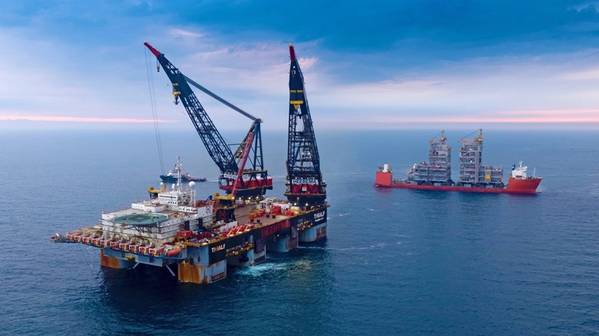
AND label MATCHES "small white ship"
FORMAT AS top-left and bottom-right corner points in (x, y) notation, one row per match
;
(160, 157), (206, 184)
